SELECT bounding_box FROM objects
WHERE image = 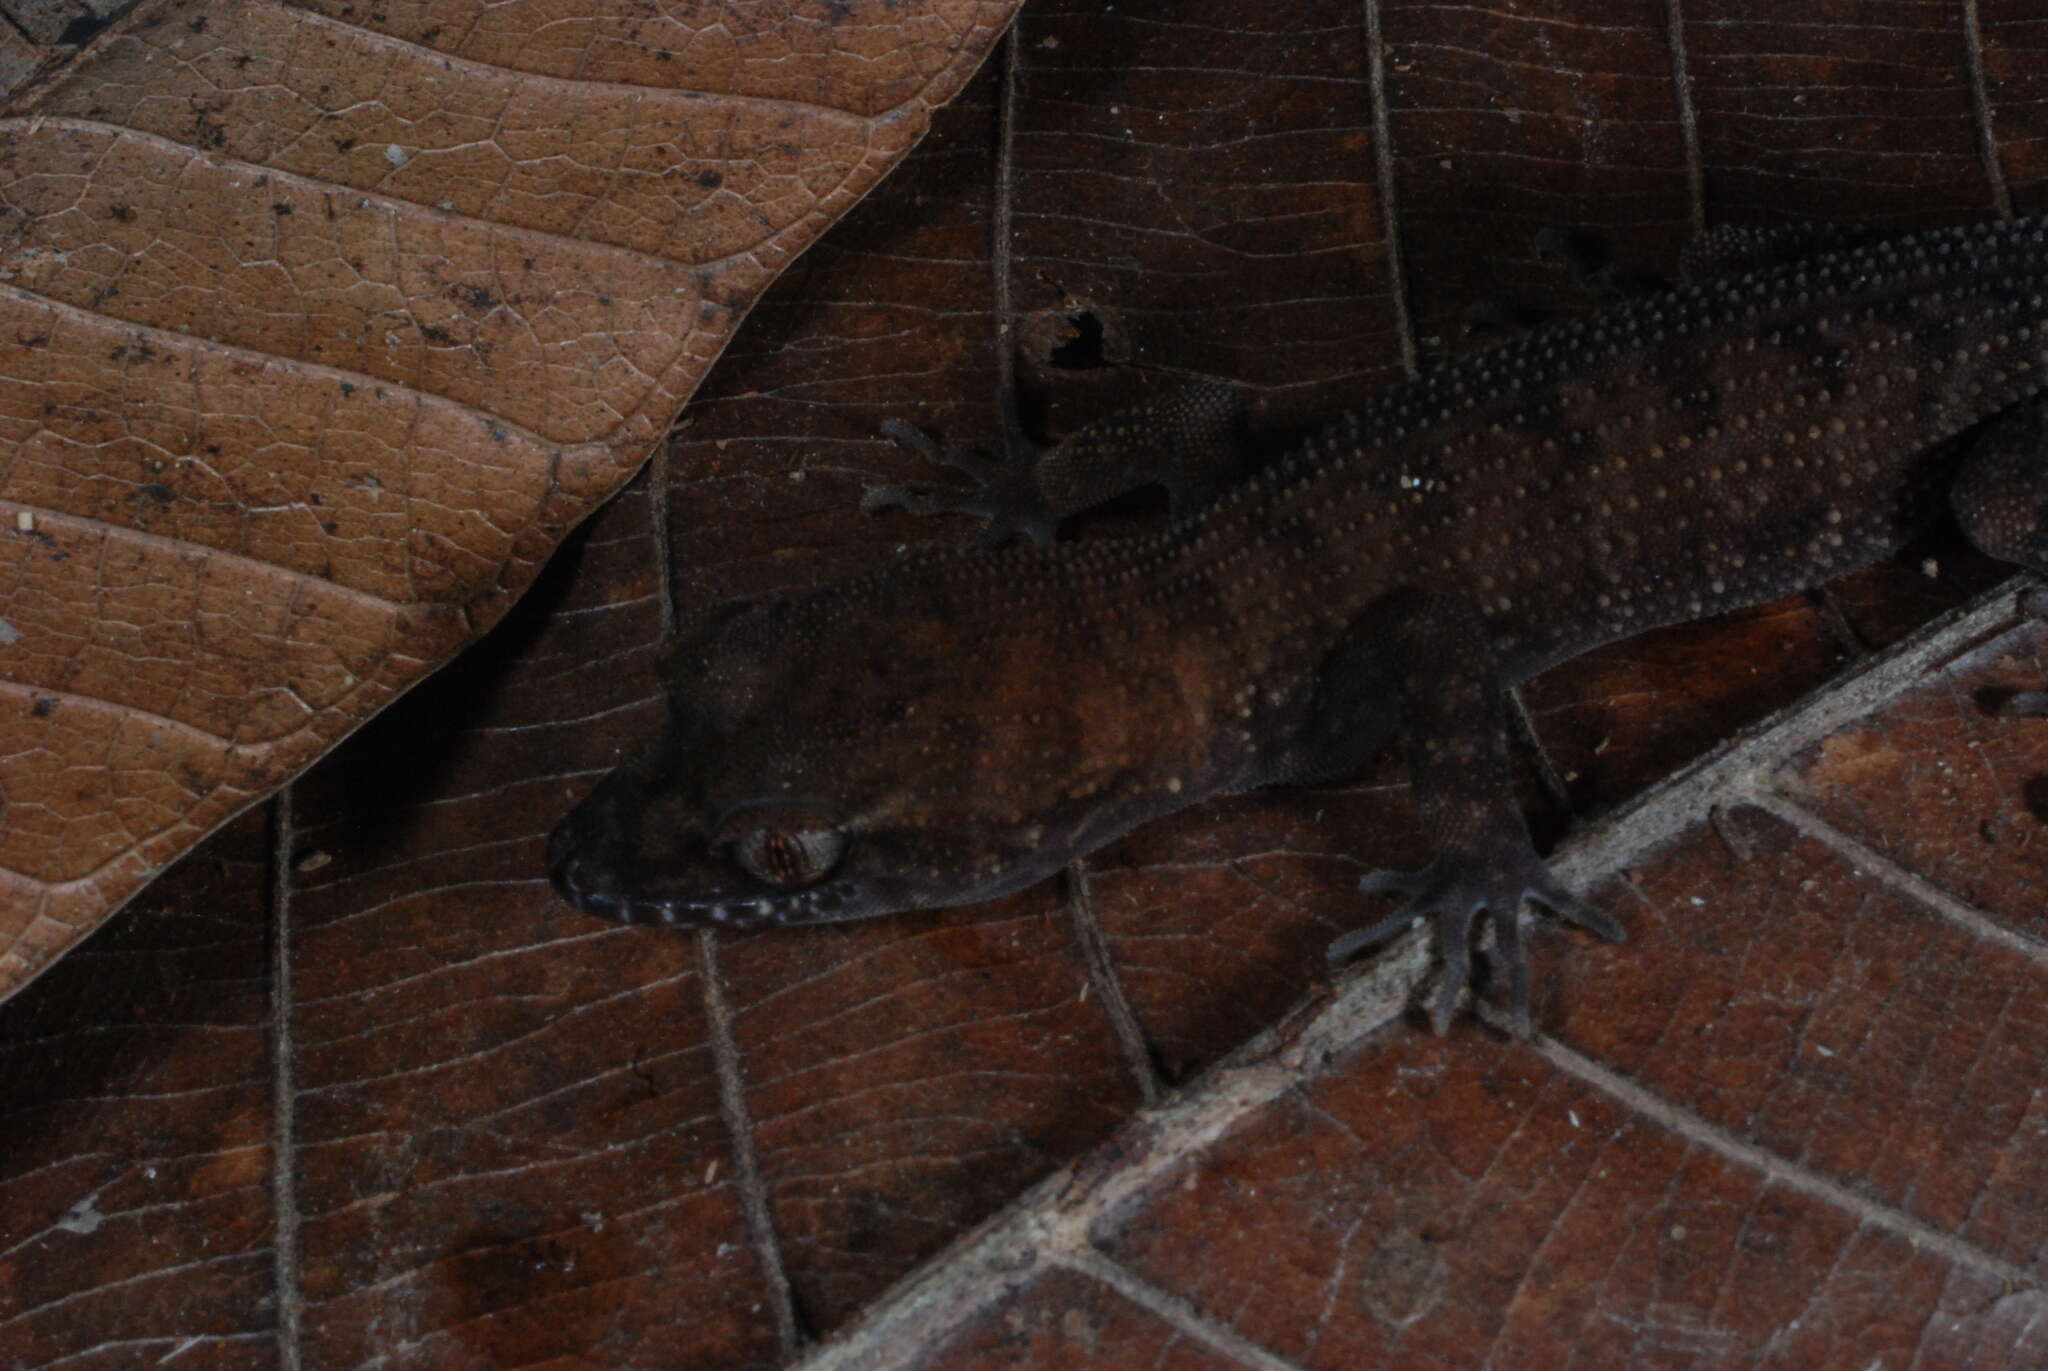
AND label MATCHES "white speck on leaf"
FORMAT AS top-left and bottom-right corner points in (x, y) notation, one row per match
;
(57, 1195), (104, 1235)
